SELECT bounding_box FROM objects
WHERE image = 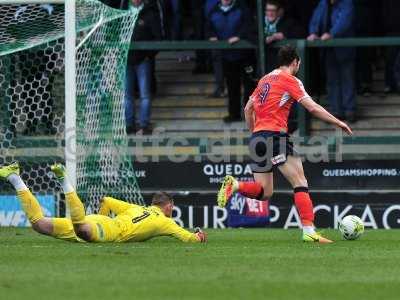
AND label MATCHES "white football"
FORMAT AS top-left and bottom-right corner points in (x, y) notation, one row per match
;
(339, 215), (364, 240)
